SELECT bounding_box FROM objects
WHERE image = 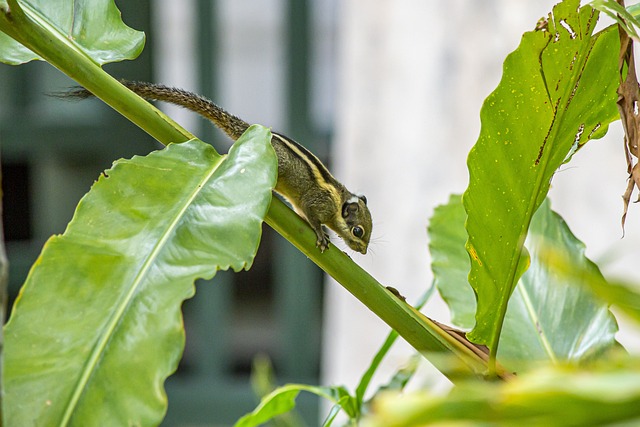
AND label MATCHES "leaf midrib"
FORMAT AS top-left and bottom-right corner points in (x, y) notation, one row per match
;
(489, 16), (597, 355)
(60, 151), (226, 426)
(516, 284), (558, 362)
(18, 1), (97, 65)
